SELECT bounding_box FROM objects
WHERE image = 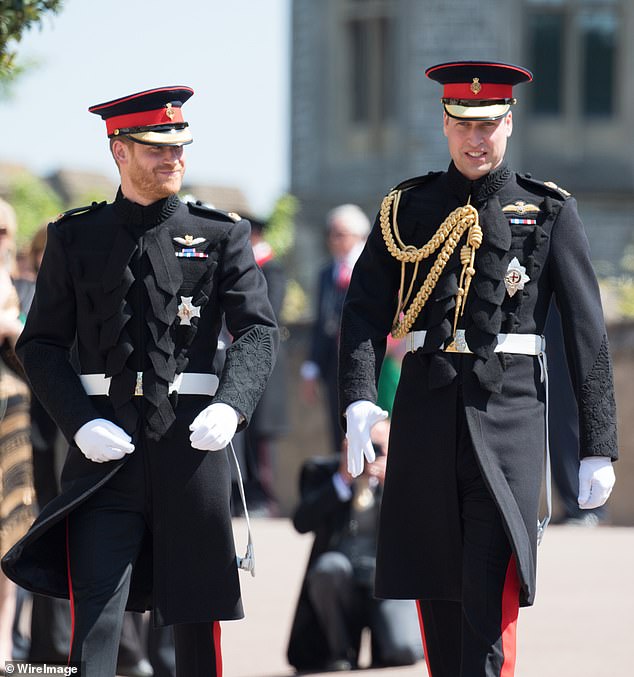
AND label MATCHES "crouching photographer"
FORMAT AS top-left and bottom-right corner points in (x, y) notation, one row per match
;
(287, 419), (423, 672)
